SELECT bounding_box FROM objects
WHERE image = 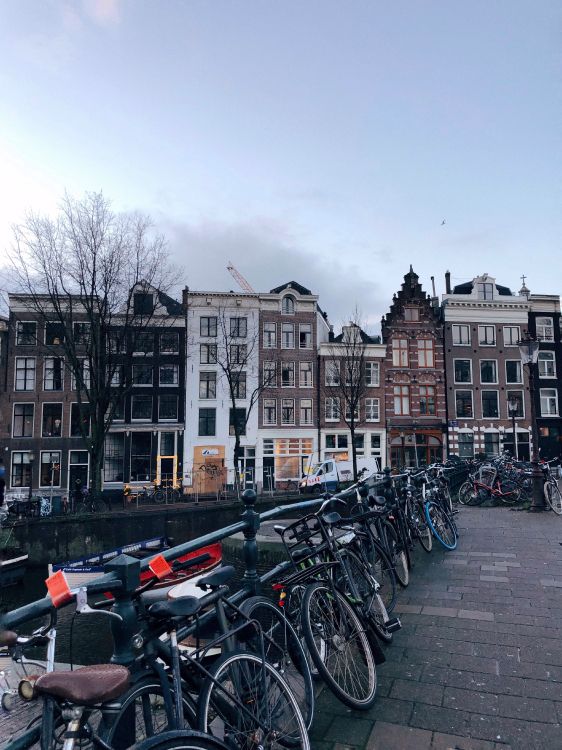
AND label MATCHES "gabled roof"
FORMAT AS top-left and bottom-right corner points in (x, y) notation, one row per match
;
(157, 290), (183, 315)
(452, 281), (512, 296)
(269, 281), (312, 296)
(332, 325), (381, 344)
